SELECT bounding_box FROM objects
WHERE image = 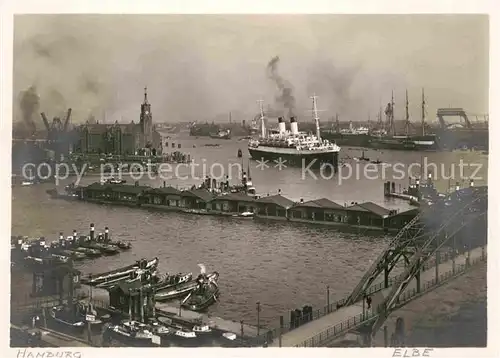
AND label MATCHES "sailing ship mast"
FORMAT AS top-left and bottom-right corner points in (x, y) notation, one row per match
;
(421, 88), (426, 136)
(257, 99), (266, 138)
(311, 95), (321, 141)
(405, 89), (410, 136)
(391, 91), (396, 136)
